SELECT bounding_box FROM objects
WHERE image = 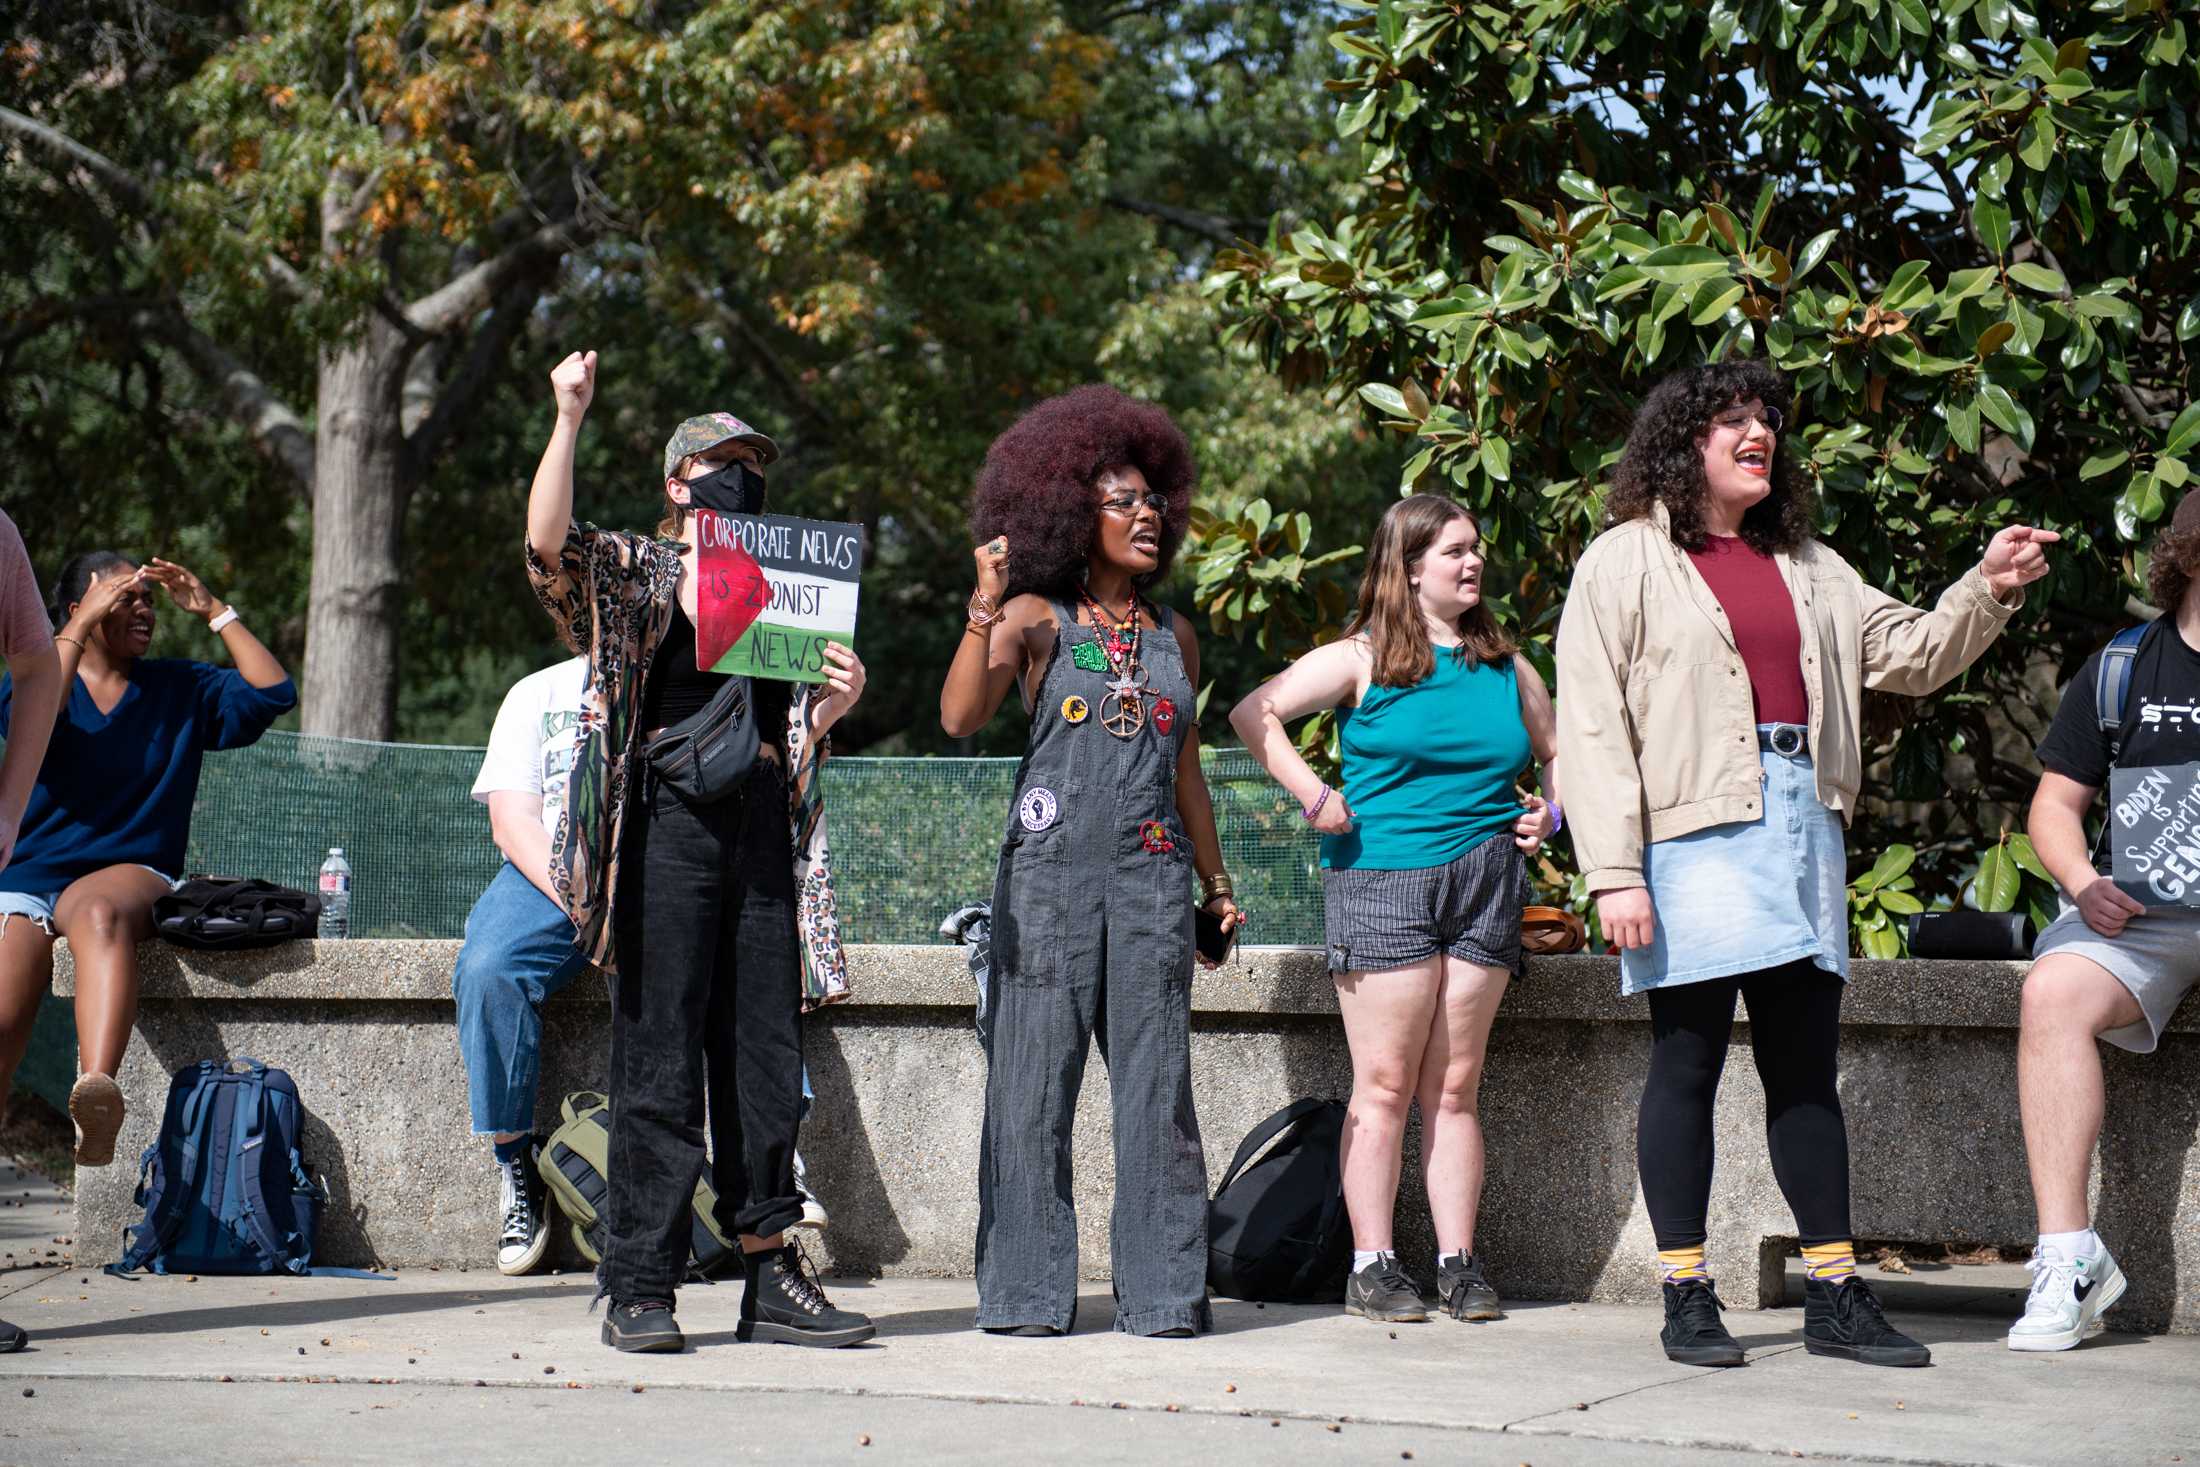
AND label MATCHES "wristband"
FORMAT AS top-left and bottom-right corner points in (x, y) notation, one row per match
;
(1301, 786), (1331, 823)
(207, 606), (240, 634)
